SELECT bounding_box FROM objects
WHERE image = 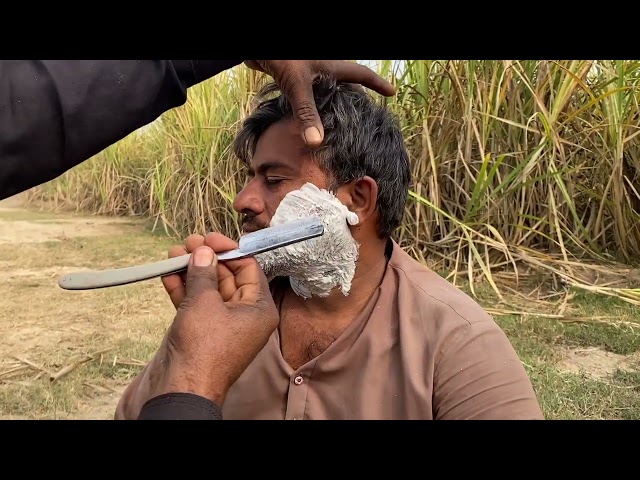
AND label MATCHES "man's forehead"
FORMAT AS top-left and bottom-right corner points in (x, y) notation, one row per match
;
(249, 119), (310, 171)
